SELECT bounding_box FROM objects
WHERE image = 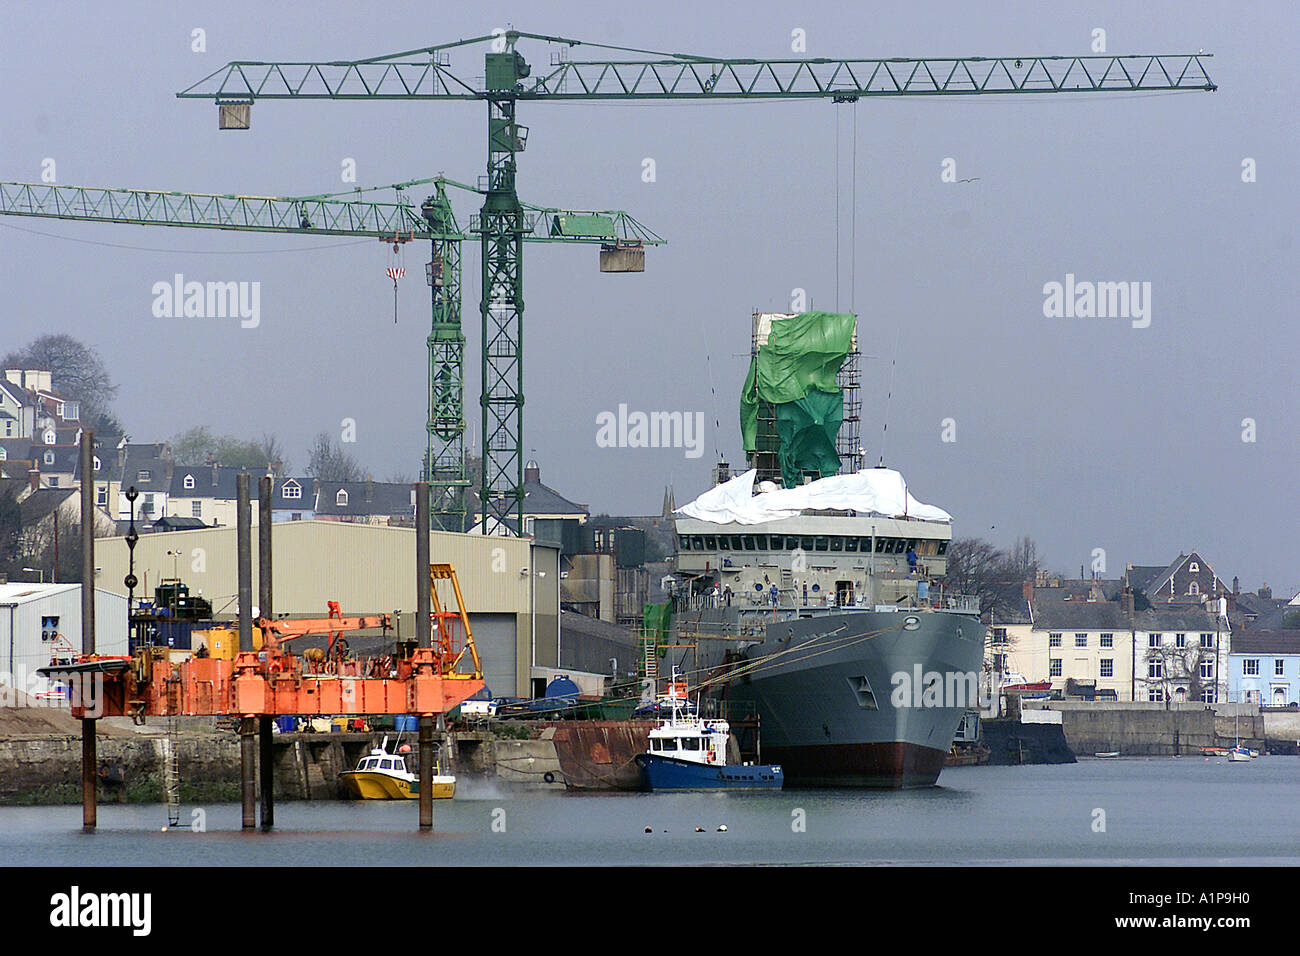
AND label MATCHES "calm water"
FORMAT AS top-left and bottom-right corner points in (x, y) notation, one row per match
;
(4, 757), (1298, 866)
